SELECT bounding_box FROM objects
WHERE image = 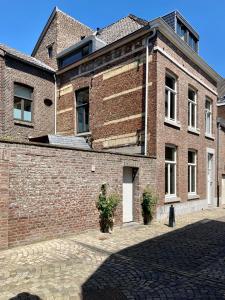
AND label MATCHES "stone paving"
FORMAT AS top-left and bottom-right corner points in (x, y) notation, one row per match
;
(1, 208), (225, 299)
